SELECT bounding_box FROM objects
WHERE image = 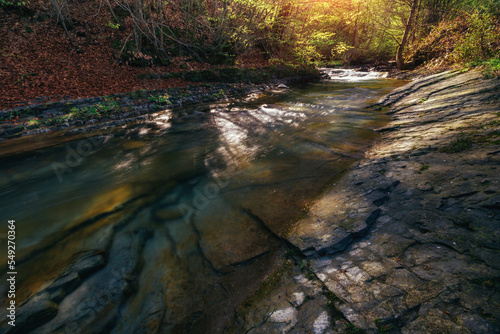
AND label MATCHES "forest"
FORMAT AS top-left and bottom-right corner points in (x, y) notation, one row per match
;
(1, 1), (500, 333)
(1, 0), (499, 109)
